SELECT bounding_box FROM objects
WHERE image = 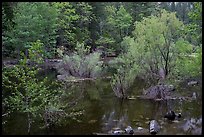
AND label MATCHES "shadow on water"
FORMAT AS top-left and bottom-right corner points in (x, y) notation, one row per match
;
(2, 71), (202, 135)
